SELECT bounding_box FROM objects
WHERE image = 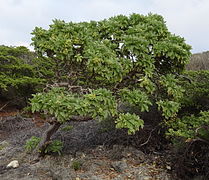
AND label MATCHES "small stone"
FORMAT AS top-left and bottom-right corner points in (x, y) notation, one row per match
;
(166, 165), (171, 170)
(136, 175), (151, 180)
(91, 175), (101, 180)
(76, 151), (86, 158)
(7, 160), (19, 168)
